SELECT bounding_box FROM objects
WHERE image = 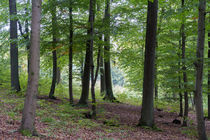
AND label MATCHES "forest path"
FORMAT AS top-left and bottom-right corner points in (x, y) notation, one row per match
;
(0, 89), (209, 139)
